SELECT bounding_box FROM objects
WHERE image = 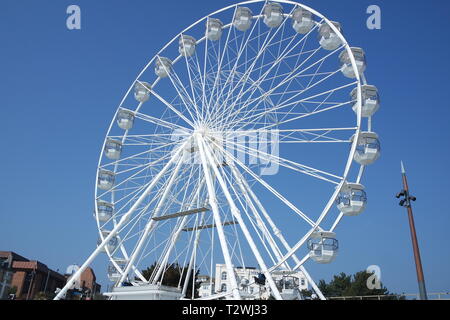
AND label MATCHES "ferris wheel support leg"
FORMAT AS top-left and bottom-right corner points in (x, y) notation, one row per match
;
(196, 135), (241, 300)
(54, 143), (186, 300)
(232, 165), (326, 300)
(117, 152), (185, 286)
(199, 136), (283, 301)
